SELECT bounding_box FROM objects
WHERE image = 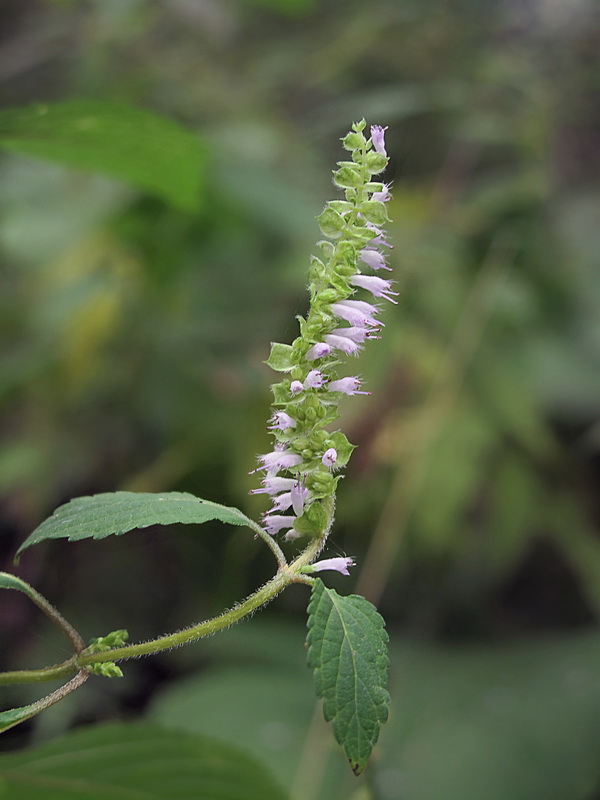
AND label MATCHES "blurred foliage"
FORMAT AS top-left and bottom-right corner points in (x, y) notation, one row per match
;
(149, 620), (600, 800)
(0, 0), (599, 797)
